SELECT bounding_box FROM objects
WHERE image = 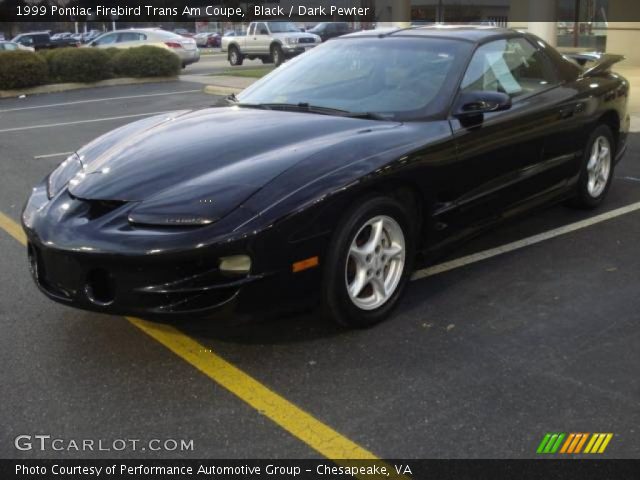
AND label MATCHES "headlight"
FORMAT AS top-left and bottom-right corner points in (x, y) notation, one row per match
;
(284, 37), (298, 45)
(47, 154), (83, 199)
